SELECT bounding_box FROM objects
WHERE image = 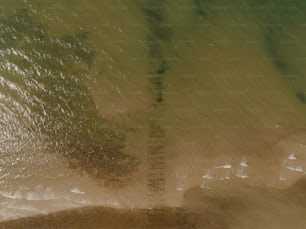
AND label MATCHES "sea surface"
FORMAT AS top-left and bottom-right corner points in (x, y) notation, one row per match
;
(1, 0), (306, 228)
